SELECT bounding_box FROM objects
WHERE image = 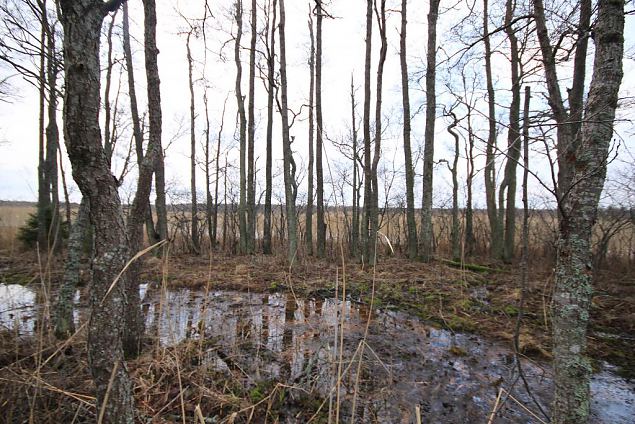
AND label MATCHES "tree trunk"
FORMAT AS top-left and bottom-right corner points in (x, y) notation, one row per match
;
(187, 31), (200, 254)
(123, 1), (157, 245)
(483, 0), (502, 259)
(213, 96), (228, 249)
(143, 0), (167, 244)
(315, 0), (326, 257)
(464, 88), (476, 256)
(350, 75), (360, 259)
(551, 1), (624, 422)
(499, 0), (522, 263)
(278, 0), (298, 264)
(447, 110), (460, 261)
(234, 0), (248, 254)
(45, 16), (61, 252)
(305, 10), (315, 256)
(399, 0), (417, 259)
(368, 0), (387, 266)
(361, 0), (372, 264)
(55, 197), (89, 339)
(103, 12), (116, 164)
(59, 1), (134, 421)
(247, 0), (257, 253)
(420, 0), (440, 262)
(37, 0), (49, 251)
(263, 0), (277, 255)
